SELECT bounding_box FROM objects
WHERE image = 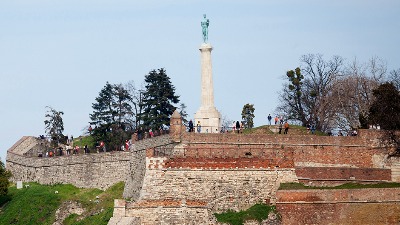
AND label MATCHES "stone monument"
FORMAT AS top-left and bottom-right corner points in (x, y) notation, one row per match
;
(194, 14), (222, 133)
